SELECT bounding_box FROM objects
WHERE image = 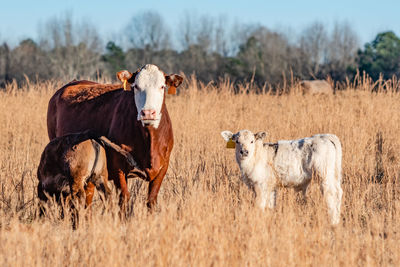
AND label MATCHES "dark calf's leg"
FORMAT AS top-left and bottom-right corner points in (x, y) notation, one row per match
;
(93, 168), (112, 210)
(85, 182), (96, 207)
(71, 179), (87, 229)
(97, 171), (112, 201)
